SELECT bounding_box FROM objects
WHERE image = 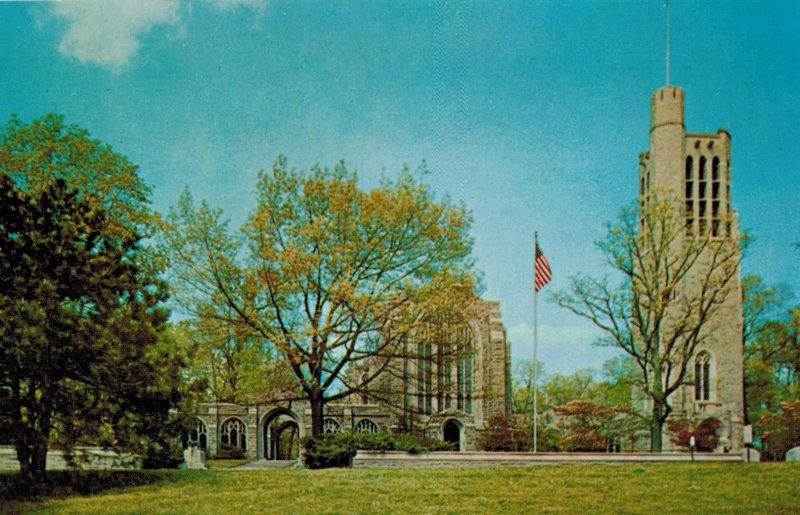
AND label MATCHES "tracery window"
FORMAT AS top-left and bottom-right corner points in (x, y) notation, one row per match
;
(323, 419), (342, 434)
(414, 318), (474, 415)
(354, 418), (379, 434)
(220, 417), (247, 450)
(187, 418), (208, 450)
